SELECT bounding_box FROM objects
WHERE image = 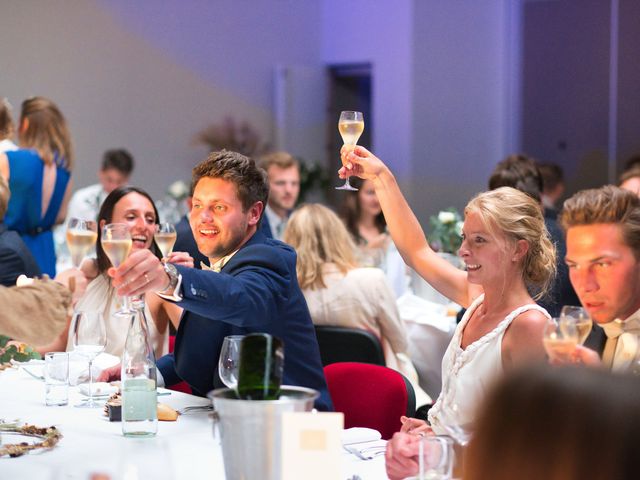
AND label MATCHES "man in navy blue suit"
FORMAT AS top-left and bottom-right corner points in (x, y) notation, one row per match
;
(108, 151), (332, 410)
